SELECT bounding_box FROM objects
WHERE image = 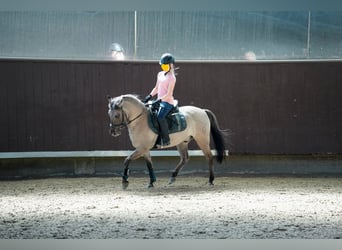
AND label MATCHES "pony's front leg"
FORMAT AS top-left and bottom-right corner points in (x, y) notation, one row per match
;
(121, 150), (142, 190)
(122, 157), (131, 190)
(144, 153), (156, 188)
